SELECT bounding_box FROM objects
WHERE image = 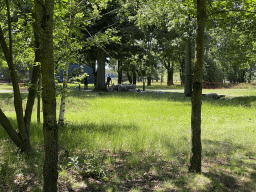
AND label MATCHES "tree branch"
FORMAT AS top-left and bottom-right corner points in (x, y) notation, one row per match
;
(6, 0), (12, 56)
(24, 64), (40, 133)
